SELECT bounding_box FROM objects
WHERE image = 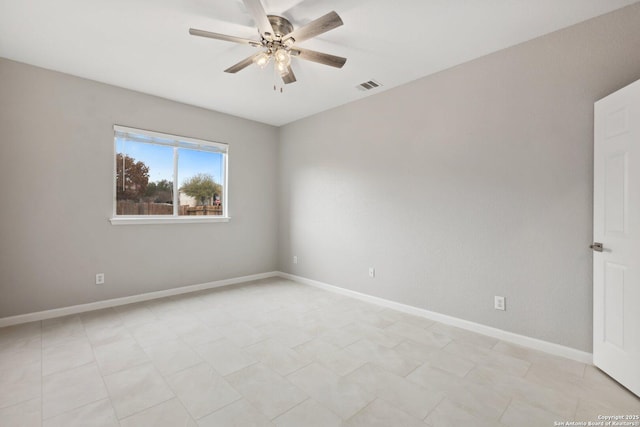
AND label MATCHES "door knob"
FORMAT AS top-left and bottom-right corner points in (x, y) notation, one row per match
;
(590, 242), (604, 252)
